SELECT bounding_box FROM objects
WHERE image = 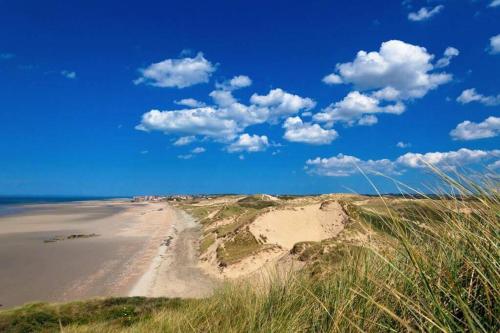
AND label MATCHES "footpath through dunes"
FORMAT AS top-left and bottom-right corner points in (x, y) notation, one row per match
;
(176, 195), (354, 280)
(129, 208), (217, 298)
